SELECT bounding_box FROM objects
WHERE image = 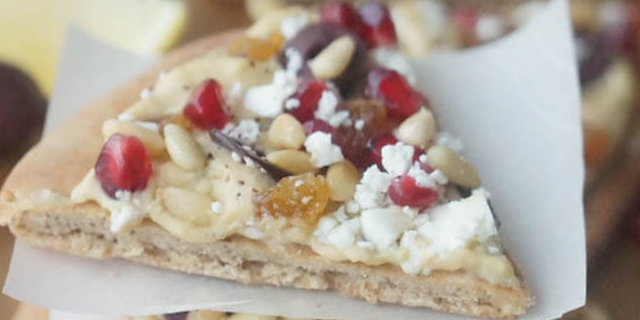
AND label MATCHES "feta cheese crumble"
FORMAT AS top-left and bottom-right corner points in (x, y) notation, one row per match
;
(314, 90), (349, 127)
(225, 119), (260, 144)
(381, 142), (415, 176)
(435, 132), (464, 152)
(211, 201), (224, 213)
(372, 47), (417, 85)
(304, 132), (344, 167)
(361, 207), (412, 251)
(280, 14), (308, 39)
(417, 189), (497, 254)
(354, 165), (392, 210)
(244, 49), (302, 117)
